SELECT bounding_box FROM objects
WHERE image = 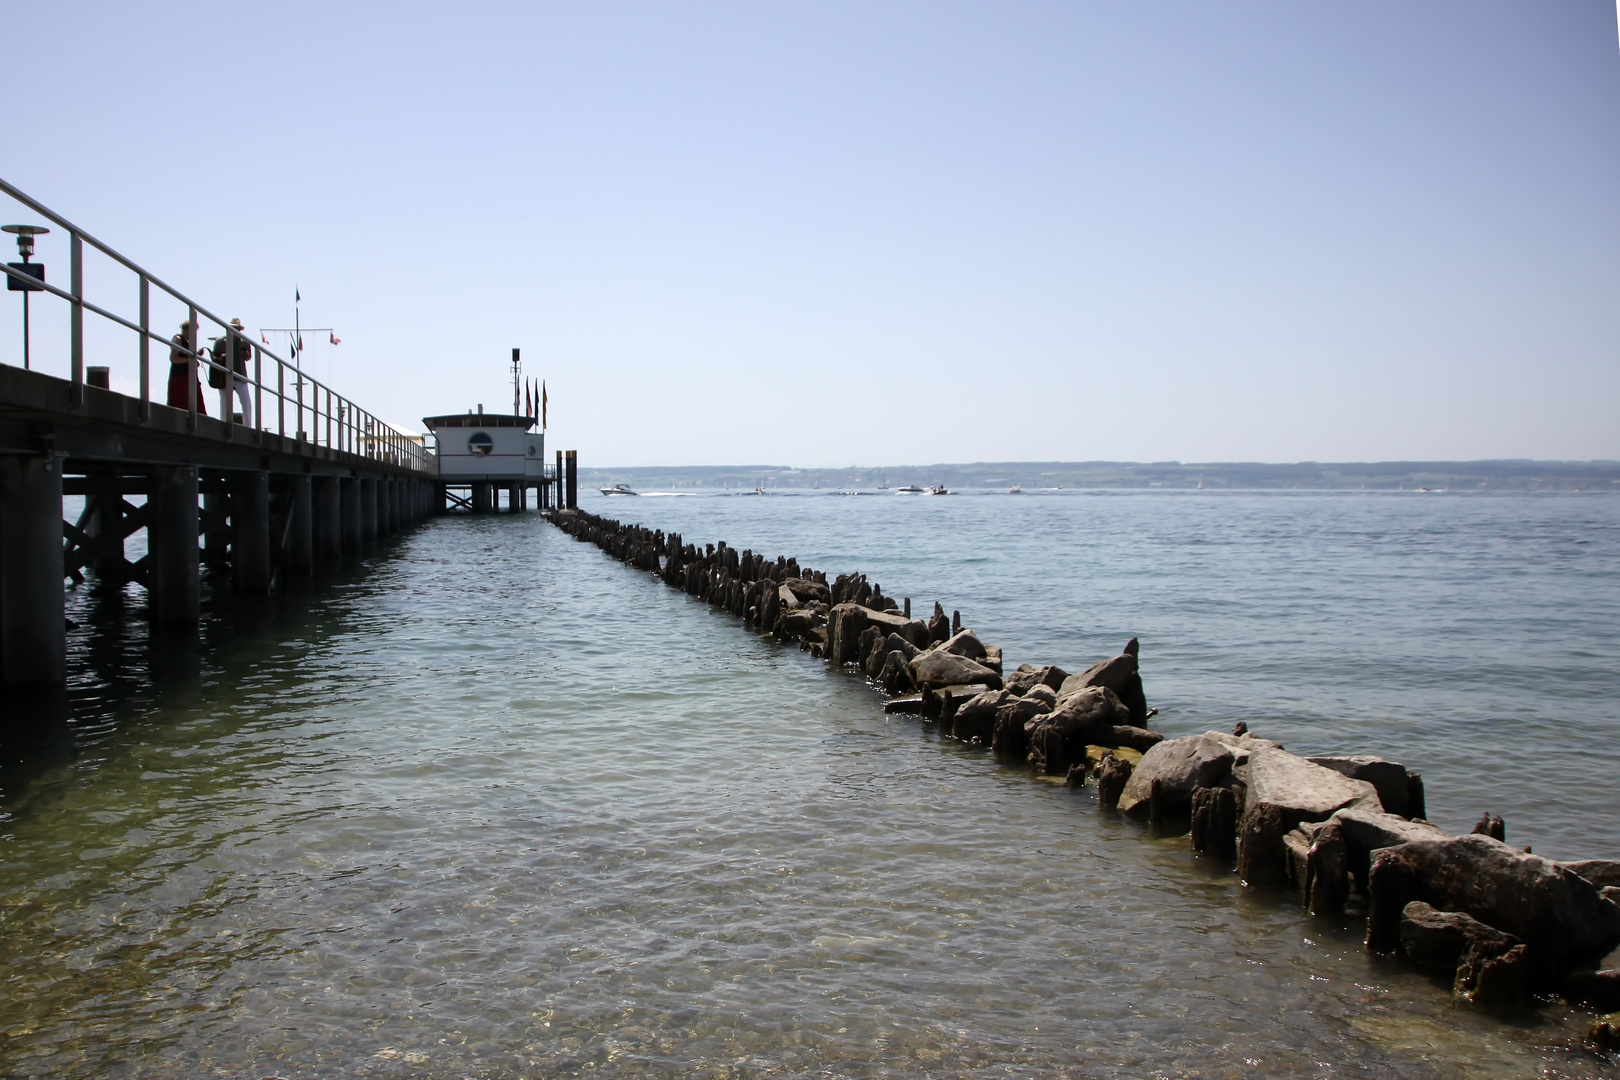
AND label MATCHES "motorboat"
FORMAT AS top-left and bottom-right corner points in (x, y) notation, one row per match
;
(599, 483), (639, 496)
(1009, 486), (1023, 494)
(930, 485), (948, 495)
(895, 485), (925, 494)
